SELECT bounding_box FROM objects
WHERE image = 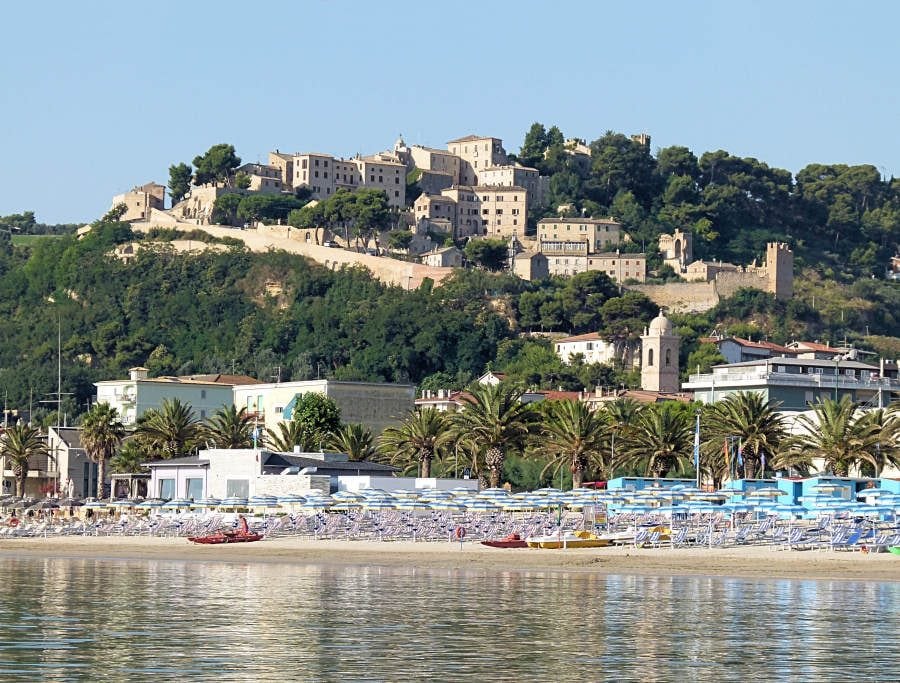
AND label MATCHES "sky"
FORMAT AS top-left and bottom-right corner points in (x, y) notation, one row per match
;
(2, 0), (899, 224)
